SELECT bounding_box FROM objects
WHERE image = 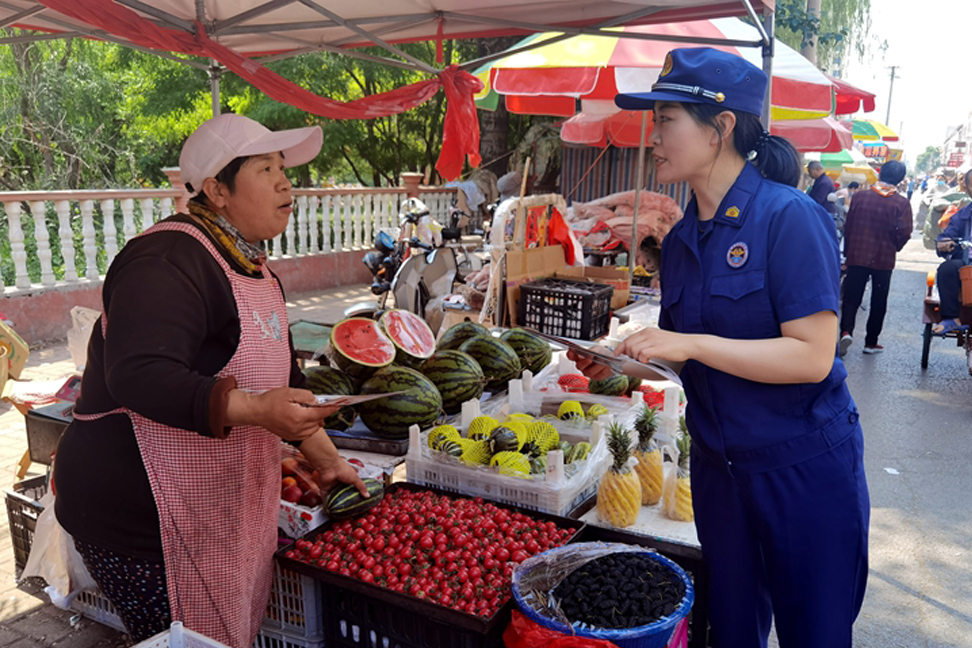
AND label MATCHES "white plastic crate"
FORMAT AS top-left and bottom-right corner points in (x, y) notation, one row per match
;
(262, 562), (323, 640)
(70, 589), (126, 633)
(134, 622), (232, 648)
(254, 626), (325, 648)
